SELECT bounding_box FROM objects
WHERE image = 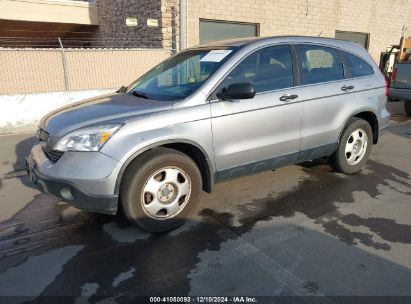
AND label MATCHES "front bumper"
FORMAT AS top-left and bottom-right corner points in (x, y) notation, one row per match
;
(26, 144), (120, 215)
